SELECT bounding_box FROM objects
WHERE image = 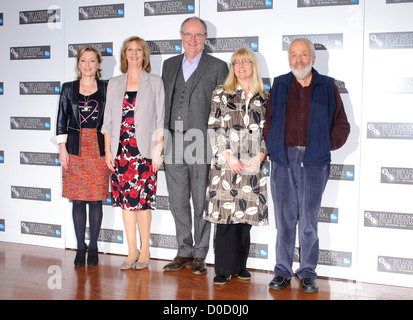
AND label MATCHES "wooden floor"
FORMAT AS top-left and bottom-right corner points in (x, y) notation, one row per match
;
(1, 241), (413, 303)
